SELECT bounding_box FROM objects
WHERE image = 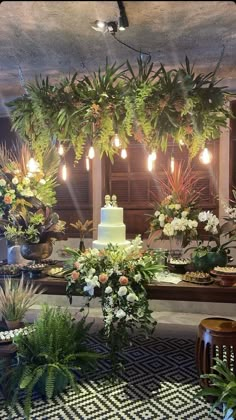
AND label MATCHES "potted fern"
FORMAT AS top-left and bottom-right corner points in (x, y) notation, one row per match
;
(195, 358), (236, 419)
(0, 277), (44, 330)
(2, 305), (101, 418)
